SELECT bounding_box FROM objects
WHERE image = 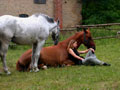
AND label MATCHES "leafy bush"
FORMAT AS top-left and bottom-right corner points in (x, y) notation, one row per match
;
(81, 0), (120, 24)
